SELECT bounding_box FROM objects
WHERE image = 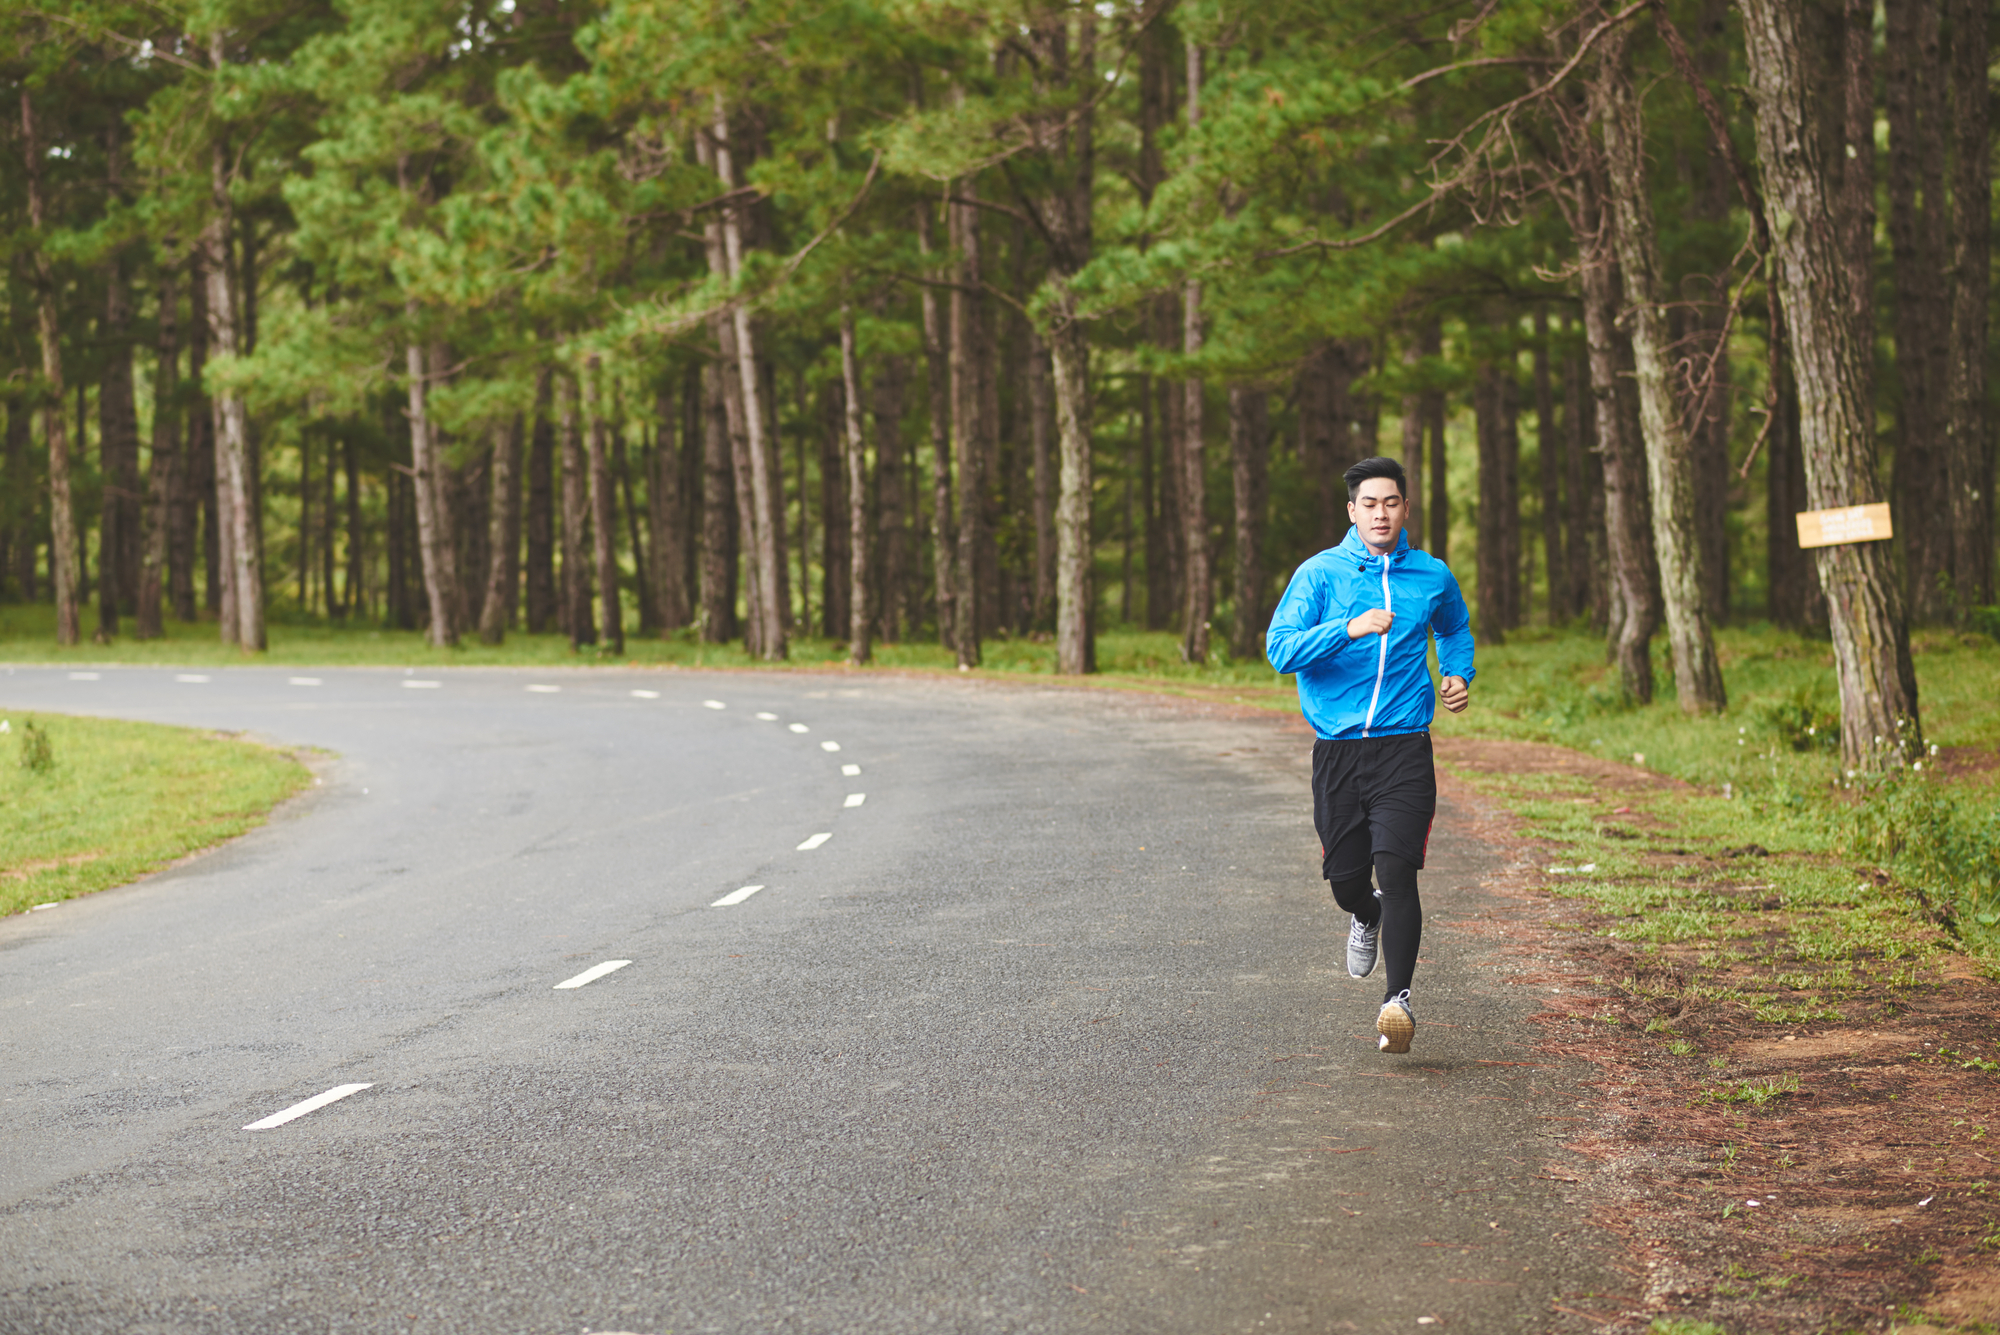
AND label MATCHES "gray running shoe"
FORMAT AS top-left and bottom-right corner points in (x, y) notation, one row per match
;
(1377, 990), (1415, 1053)
(1346, 915), (1380, 979)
